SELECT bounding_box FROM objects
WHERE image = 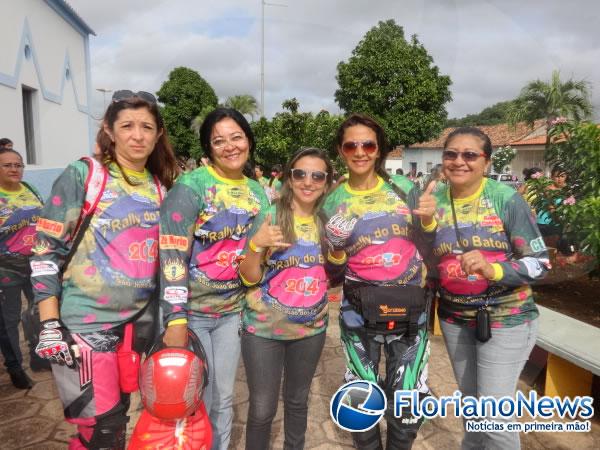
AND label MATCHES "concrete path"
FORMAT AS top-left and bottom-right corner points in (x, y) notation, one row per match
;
(0, 302), (598, 449)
